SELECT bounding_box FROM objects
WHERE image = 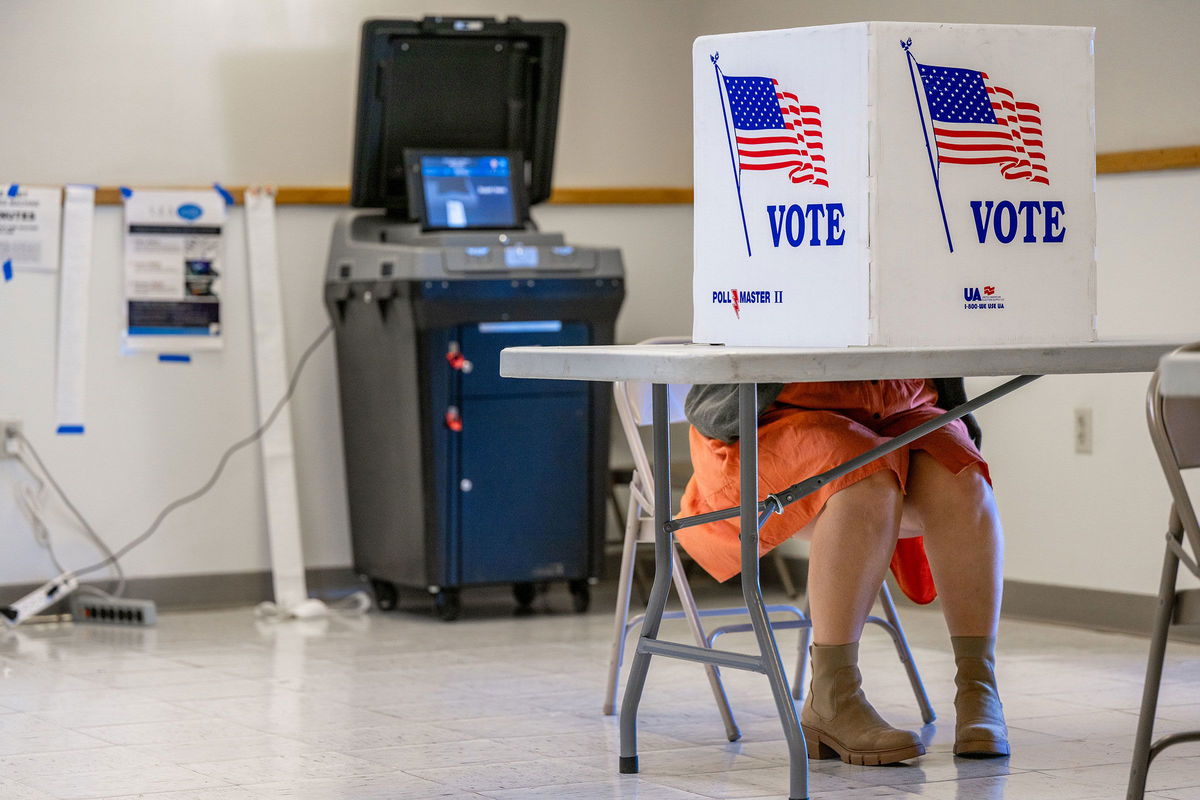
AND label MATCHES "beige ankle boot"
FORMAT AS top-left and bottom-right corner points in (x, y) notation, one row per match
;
(951, 635), (1010, 757)
(801, 642), (925, 766)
